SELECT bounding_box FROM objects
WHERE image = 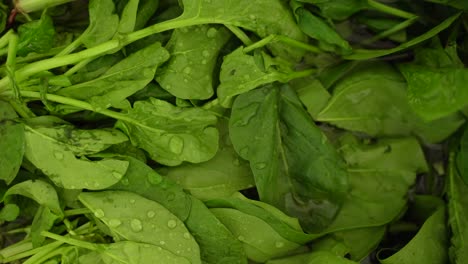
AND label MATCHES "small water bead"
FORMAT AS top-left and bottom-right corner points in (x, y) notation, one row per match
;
(167, 219), (177, 229)
(129, 199), (136, 204)
(130, 219), (143, 232)
(53, 152), (64, 160)
(160, 240), (166, 245)
(255, 162), (267, 169)
(147, 211), (156, 218)
(183, 232), (191, 239)
(94, 209), (105, 218)
(108, 219), (122, 228)
(202, 50), (210, 57)
(206, 27), (217, 38)
(275, 241), (285, 248)
(112, 171), (123, 179)
(169, 136), (184, 154)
